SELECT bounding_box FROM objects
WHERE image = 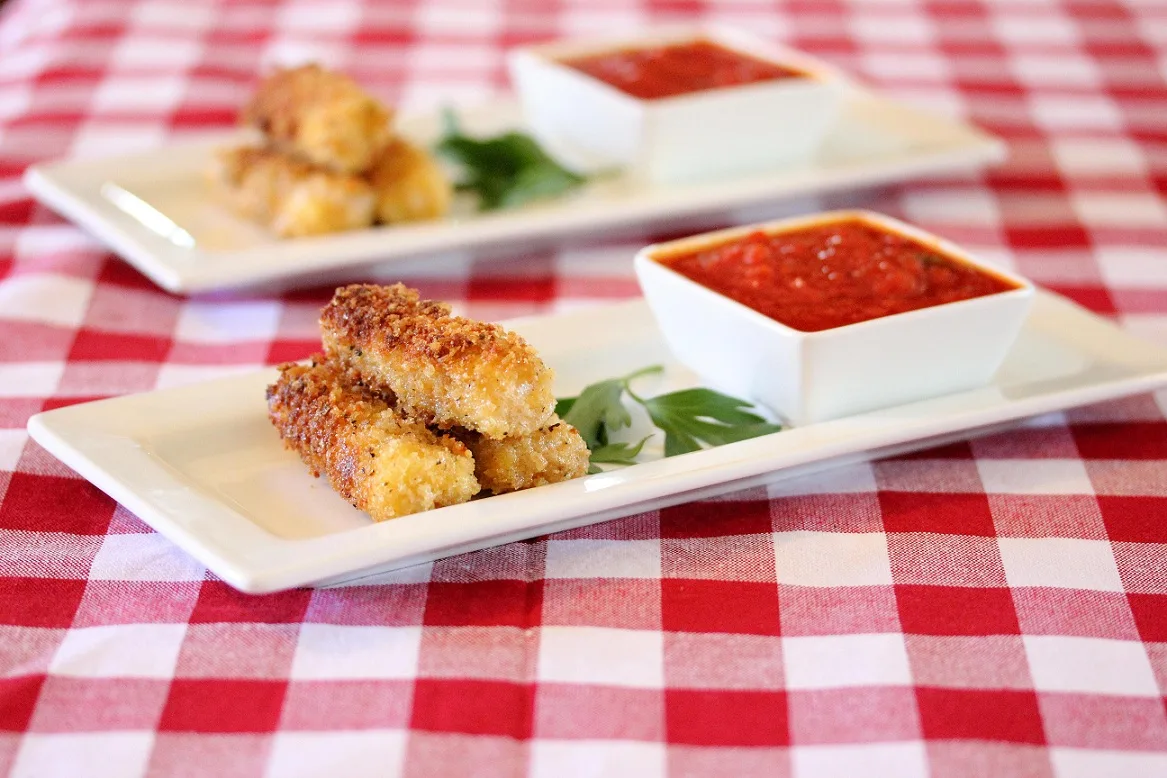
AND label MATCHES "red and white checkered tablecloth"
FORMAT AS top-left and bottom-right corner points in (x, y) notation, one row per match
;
(2, 0), (1167, 775)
